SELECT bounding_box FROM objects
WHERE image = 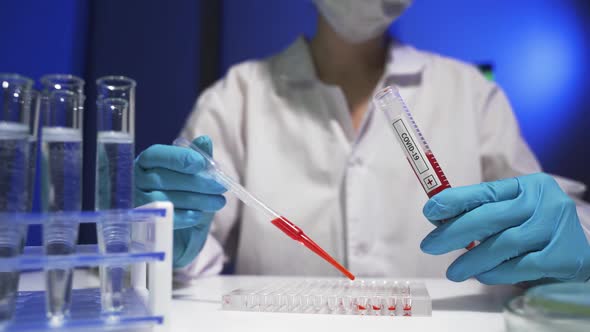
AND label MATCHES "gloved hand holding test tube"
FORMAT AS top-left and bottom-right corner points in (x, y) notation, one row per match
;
(173, 137), (355, 280)
(373, 86), (476, 250)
